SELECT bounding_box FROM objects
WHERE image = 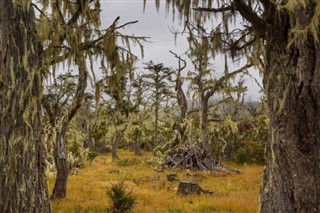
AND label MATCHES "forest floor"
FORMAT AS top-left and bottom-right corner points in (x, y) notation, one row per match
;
(49, 150), (263, 213)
